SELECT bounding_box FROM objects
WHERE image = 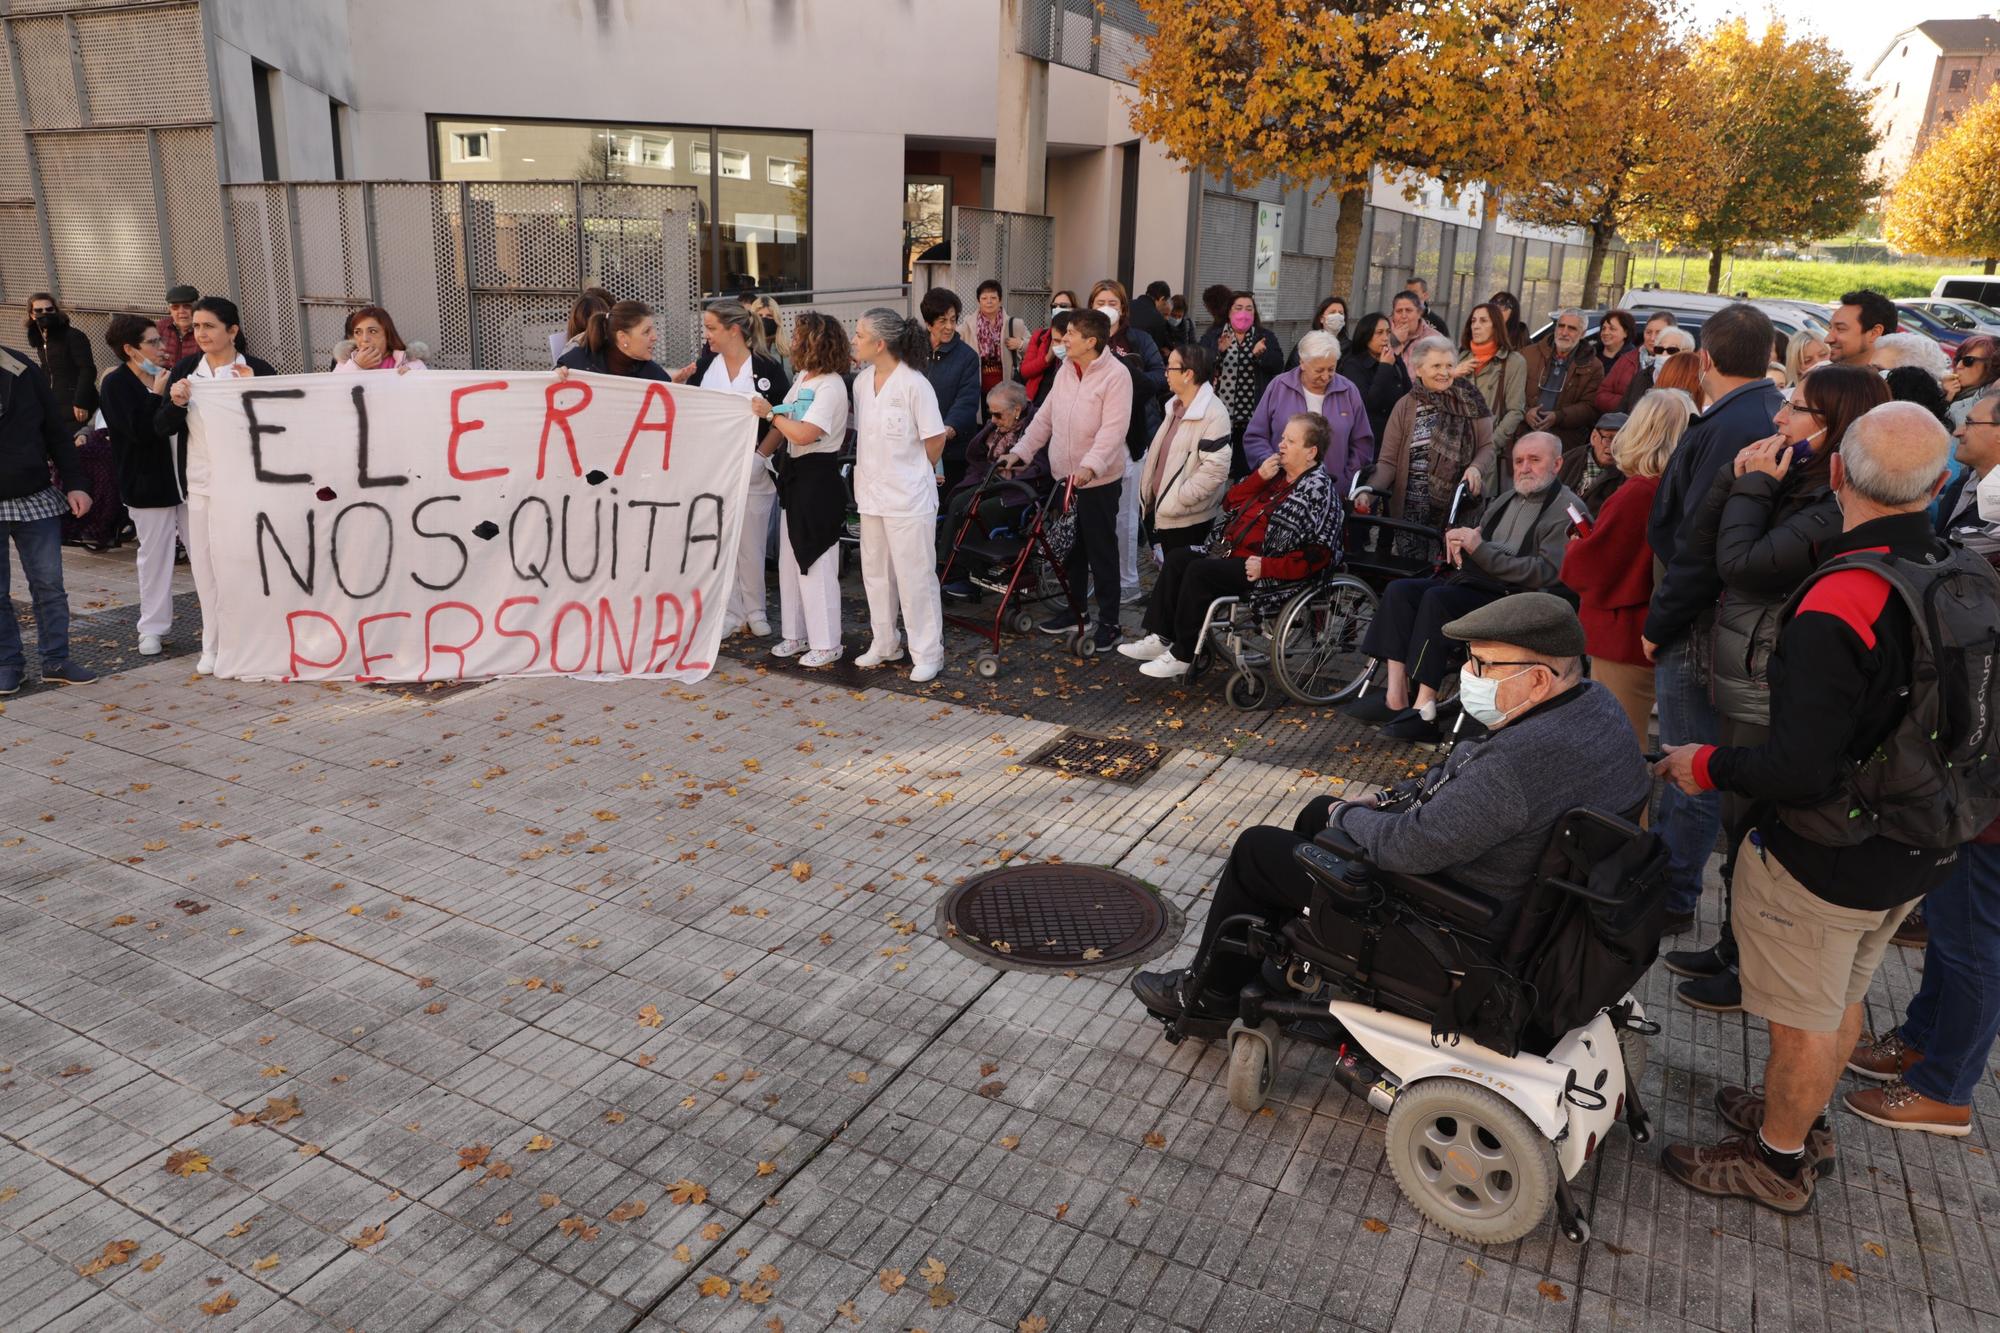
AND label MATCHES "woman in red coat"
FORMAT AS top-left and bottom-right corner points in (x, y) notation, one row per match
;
(1559, 386), (1696, 745)
(1592, 309), (1642, 416)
